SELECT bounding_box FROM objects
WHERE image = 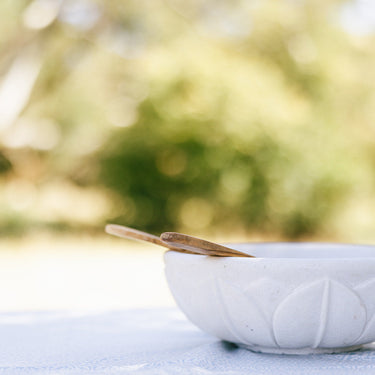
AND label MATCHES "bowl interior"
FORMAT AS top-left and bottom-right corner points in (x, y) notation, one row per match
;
(227, 242), (375, 259)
